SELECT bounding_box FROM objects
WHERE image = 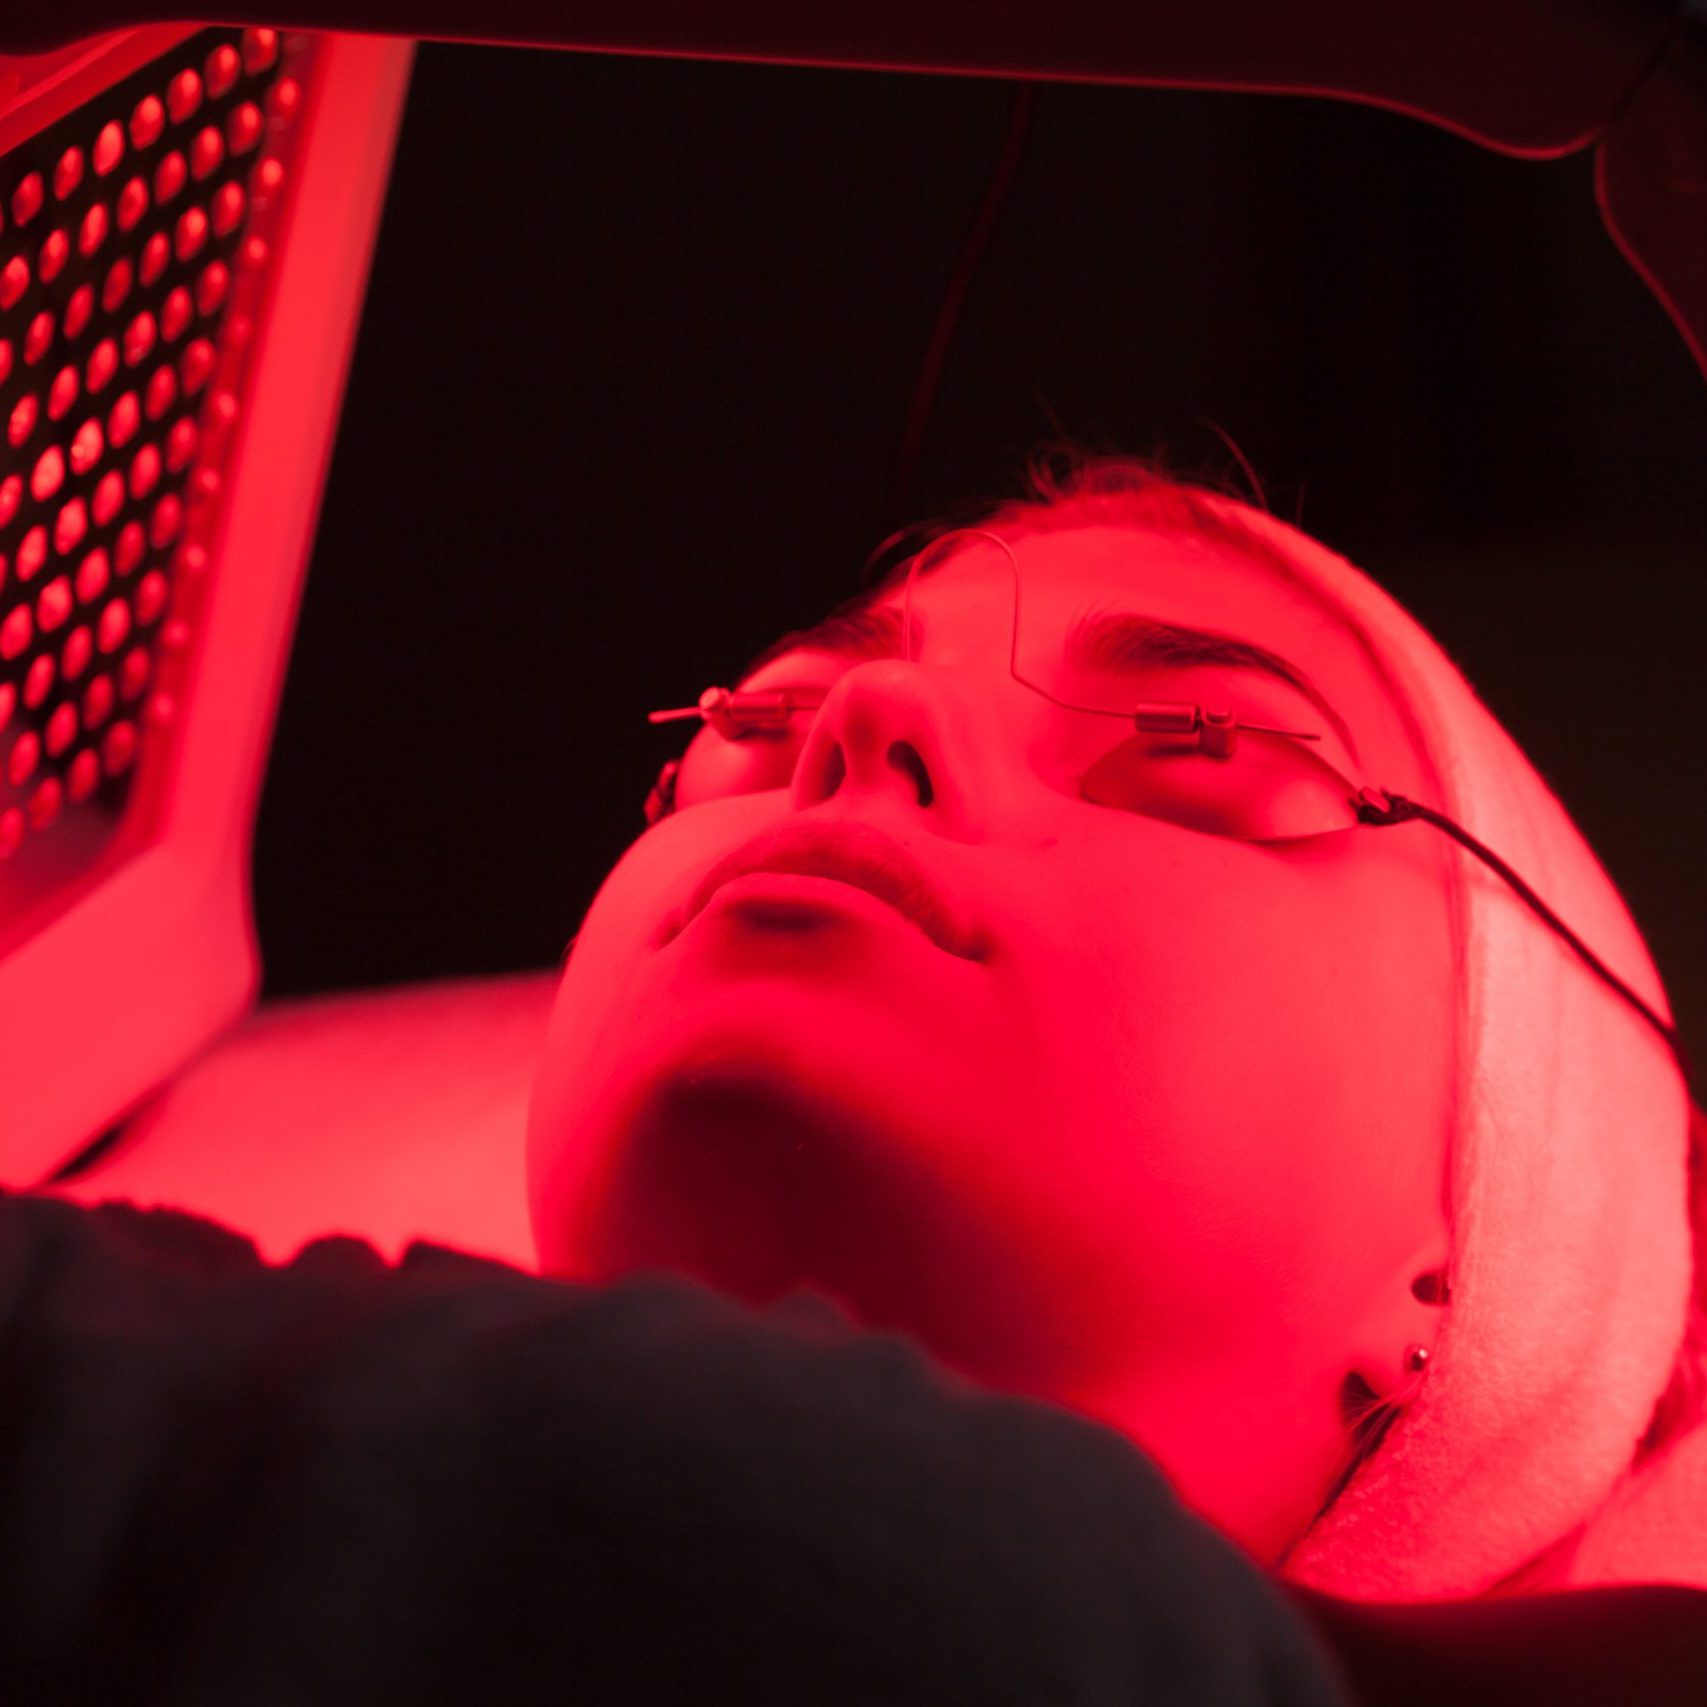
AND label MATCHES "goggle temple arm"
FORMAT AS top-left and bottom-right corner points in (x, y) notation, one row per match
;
(1357, 788), (1696, 1105)
(637, 709), (1696, 1110)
